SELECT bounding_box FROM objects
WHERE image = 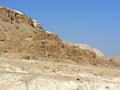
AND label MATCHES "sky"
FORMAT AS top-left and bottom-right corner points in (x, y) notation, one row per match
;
(0, 0), (120, 56)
